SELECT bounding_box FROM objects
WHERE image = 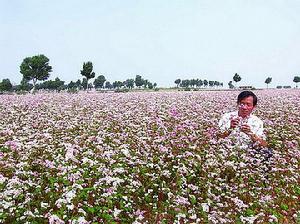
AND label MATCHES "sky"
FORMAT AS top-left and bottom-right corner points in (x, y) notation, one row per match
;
(1, 0), (300, 88)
